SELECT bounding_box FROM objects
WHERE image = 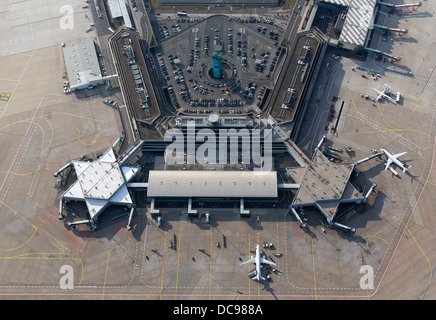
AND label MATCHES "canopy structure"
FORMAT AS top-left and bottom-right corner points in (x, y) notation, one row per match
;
(321, 0), (378, 48)
(289, 149), (364, 222)
(147, 170), (277, 198)
(62, 147), (140, 222)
